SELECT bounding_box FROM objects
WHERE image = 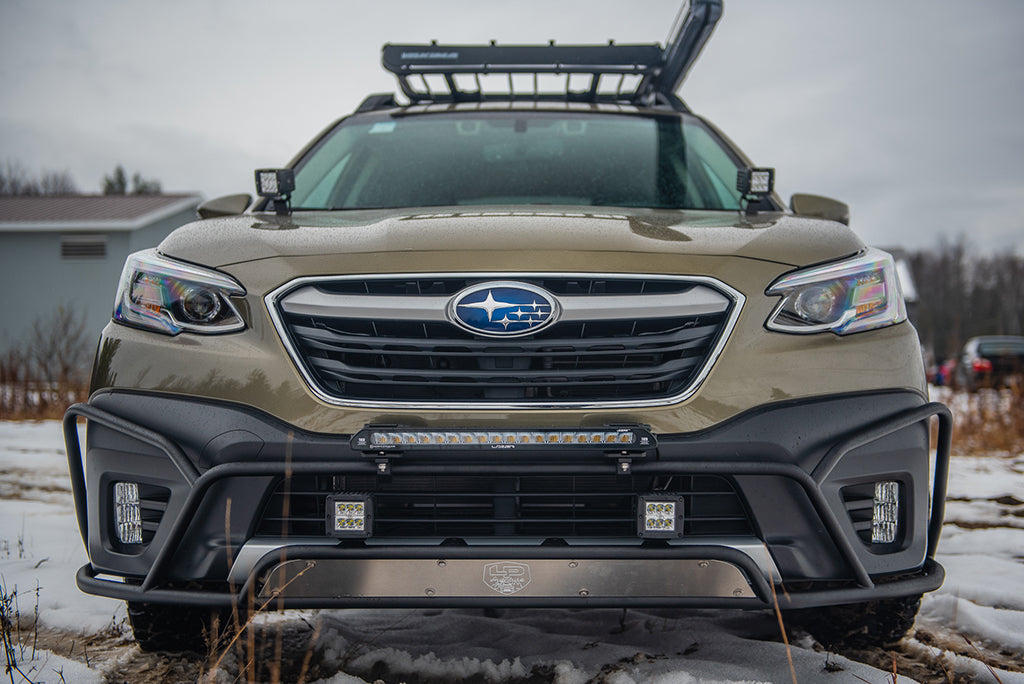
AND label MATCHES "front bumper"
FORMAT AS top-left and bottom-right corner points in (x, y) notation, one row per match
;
(65, 389), (951, 611)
